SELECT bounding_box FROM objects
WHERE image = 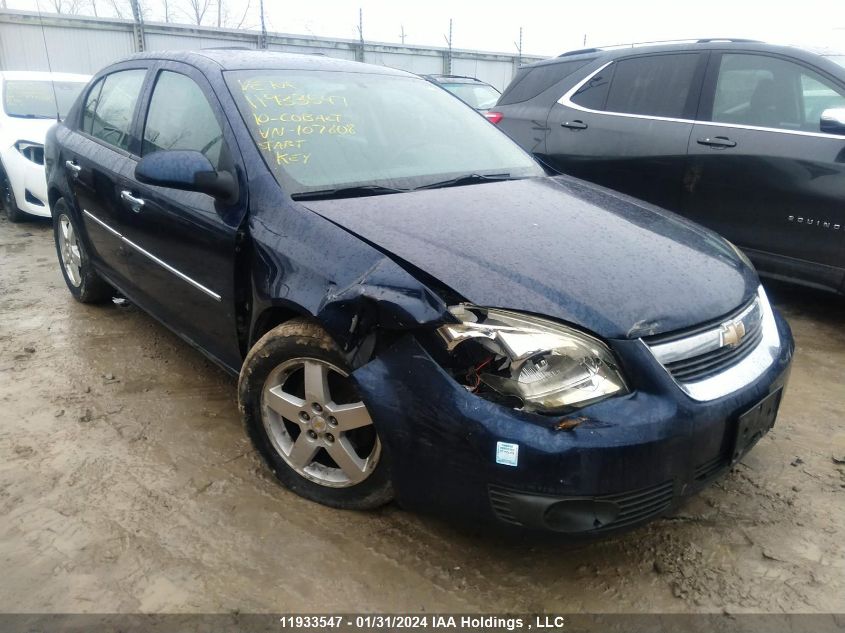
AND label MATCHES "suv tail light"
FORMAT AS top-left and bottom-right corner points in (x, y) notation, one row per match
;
(485, 111), (503, 124)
